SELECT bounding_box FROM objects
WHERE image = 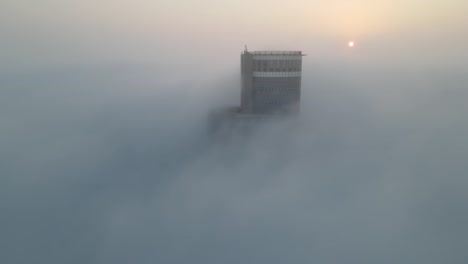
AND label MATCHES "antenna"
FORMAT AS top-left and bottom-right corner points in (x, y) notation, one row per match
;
(244, 45), (248, 52)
